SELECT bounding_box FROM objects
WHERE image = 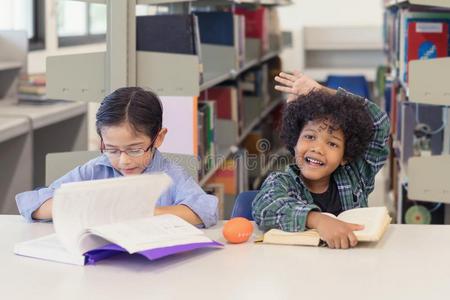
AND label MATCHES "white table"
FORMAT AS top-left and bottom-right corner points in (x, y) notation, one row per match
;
(2, 215), (450, 300)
